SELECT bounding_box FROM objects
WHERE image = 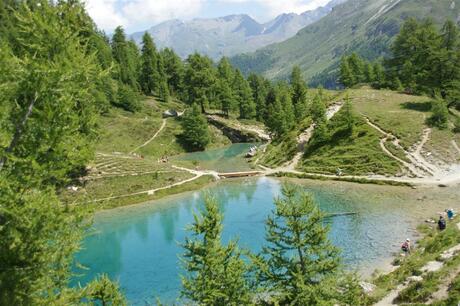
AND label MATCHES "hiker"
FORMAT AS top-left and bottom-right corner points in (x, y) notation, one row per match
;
(446, 208), (455, 220)
(401, 238), (411, 255)
(438, 216), (446, 231)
